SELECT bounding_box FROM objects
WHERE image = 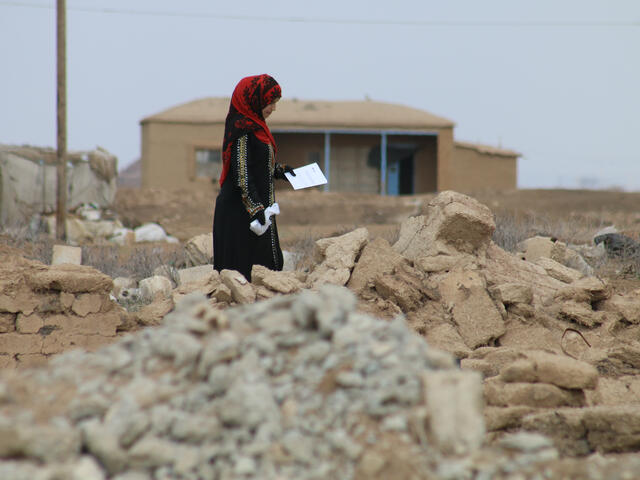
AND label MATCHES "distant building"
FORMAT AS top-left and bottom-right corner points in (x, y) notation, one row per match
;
(139, 98), (519, 194)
